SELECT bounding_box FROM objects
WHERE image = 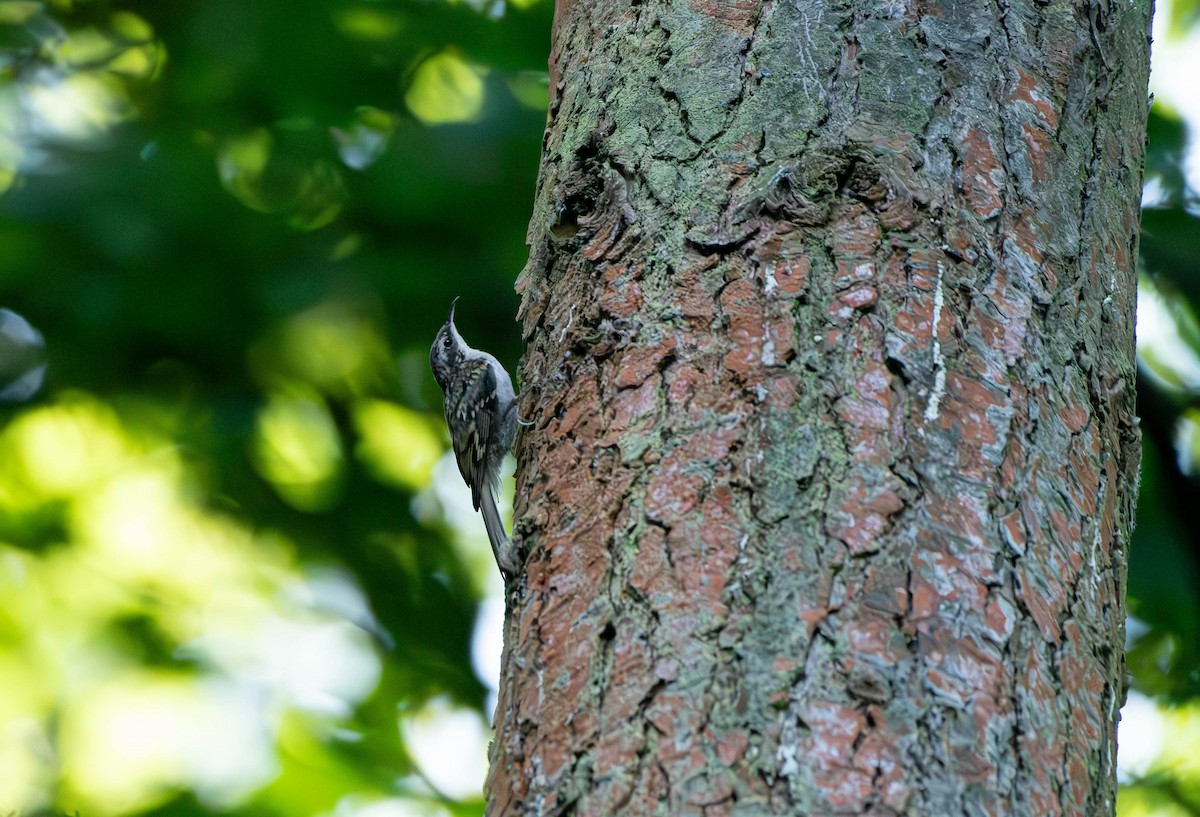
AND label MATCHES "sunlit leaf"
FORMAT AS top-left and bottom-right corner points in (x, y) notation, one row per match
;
(505, 70), (548, 110)
(1116, 785), (1193, 817)
(24, 70), (131, 140)
(256, 710), (379, 815)
(110, 10), (153, 41)
(1164, 0), (1200, 37)
(0, 699), (53, 813)
(0, 1), (42, 25)
(54, 27), (121, 66)
(330, 232), (363, 261)
(0, 165), (17, 196)
(107, 42), (166, 80)
(217, 128), (276, 213)
(1155, 702), (1200, 782)
(252, 303), (393, 399)
(251, 387), (344, 512)
(353, 399), (442, 491)
(333, 5), (403, 40)
(404, 50), (487, 126)
(285, 159), (346, 229)
(2, 396), (135, 501)
(217, 126), (347, 229)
